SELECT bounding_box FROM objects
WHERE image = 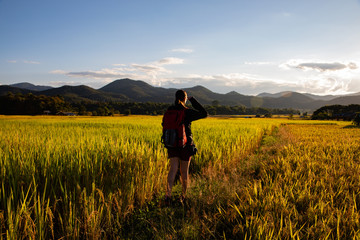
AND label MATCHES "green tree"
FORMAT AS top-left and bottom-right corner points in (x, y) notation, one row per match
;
(212, 100), (220, 106)
(353, 113), (360, 126)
